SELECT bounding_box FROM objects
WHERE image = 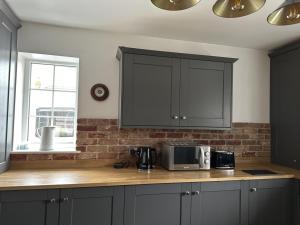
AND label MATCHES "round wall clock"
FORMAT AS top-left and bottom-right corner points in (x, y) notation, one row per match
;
(90, 84), (109, 101)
